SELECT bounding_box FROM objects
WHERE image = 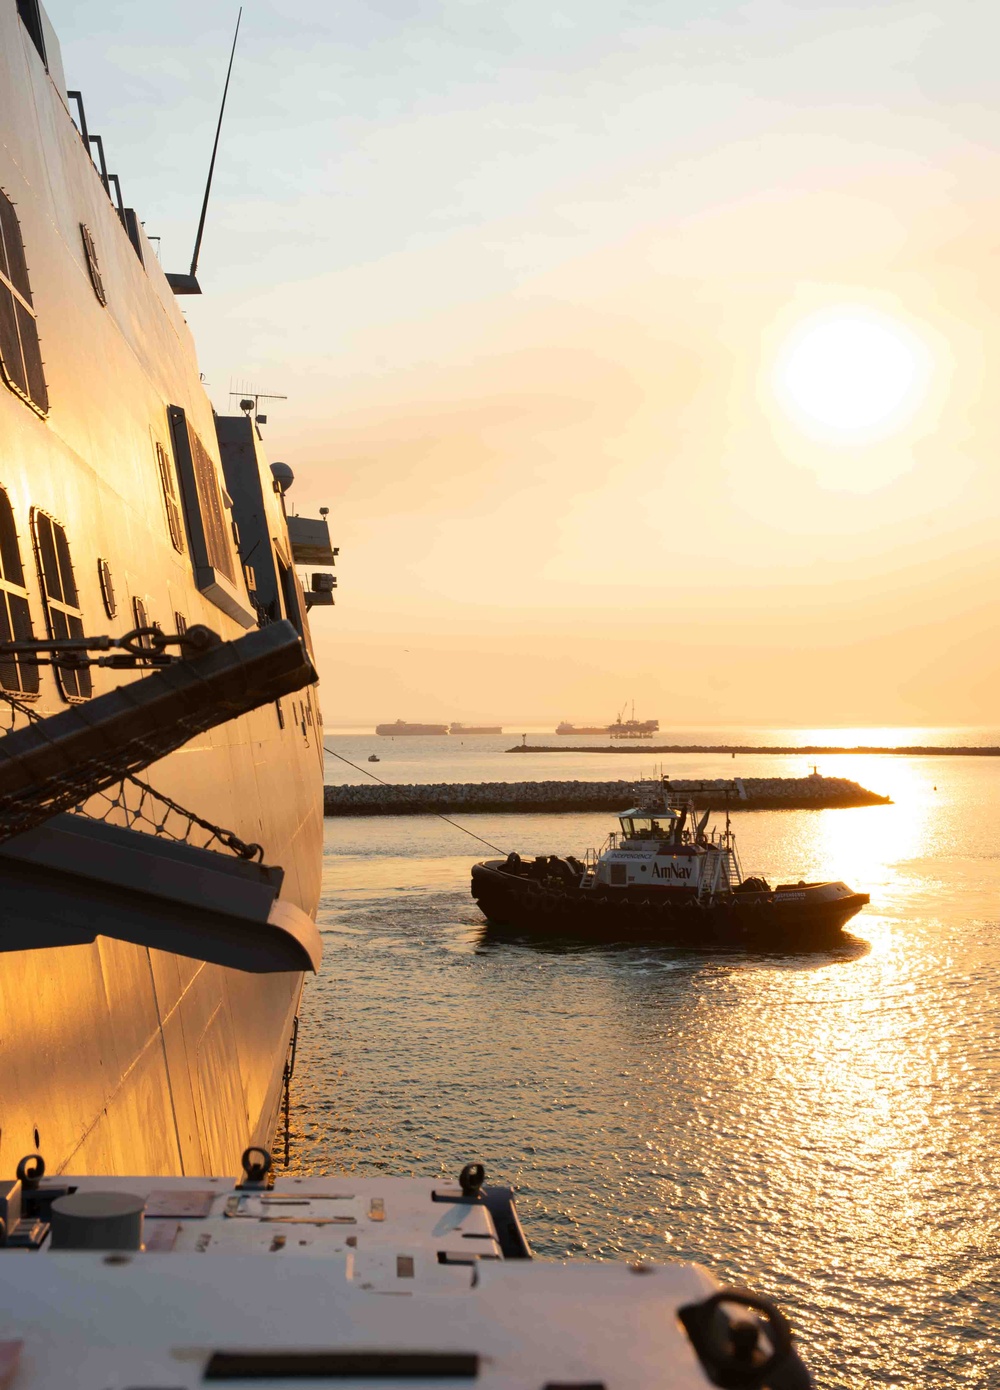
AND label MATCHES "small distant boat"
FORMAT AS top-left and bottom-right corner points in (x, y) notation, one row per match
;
(450, 722), (502, 735)
(471, 779), (868, 949)
(368, 754), (380, 762)
(375, 720), (449, 736)
(556, 721), (607, 735)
